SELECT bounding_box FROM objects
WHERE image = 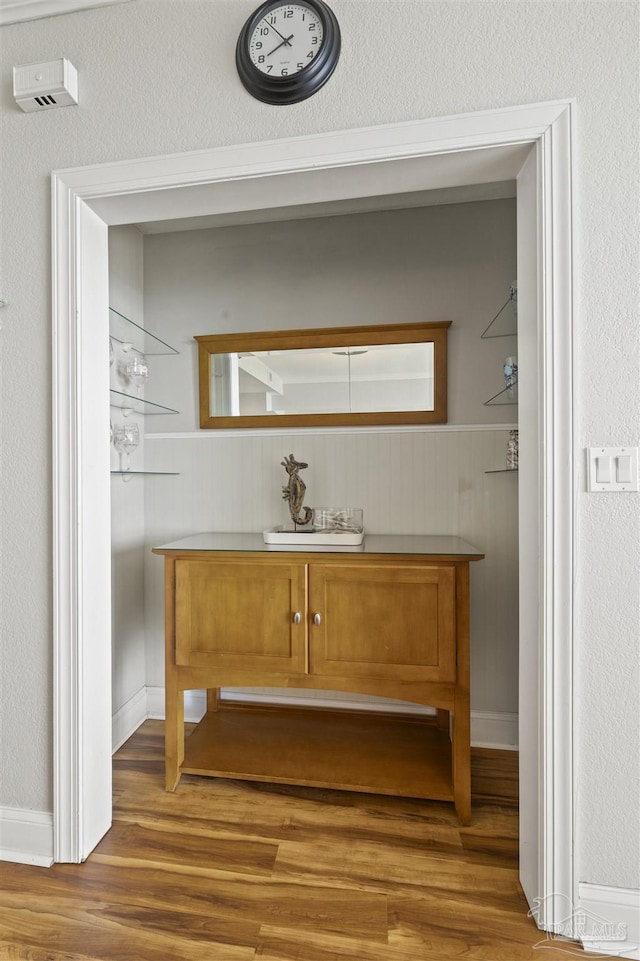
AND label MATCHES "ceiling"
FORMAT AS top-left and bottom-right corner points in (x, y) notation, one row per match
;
(137, 179), (517, 235)
(86, 141), (530, 233)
